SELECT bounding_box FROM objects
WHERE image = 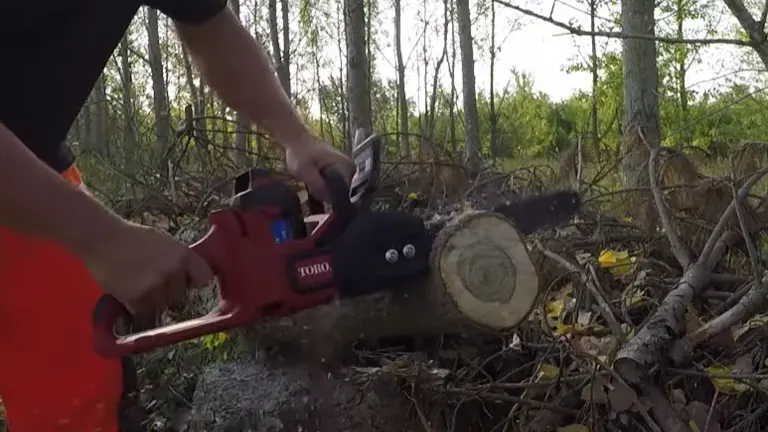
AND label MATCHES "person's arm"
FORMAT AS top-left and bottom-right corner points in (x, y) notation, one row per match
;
(0, 122), (123, 256)
(162, 3), (312, 145)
